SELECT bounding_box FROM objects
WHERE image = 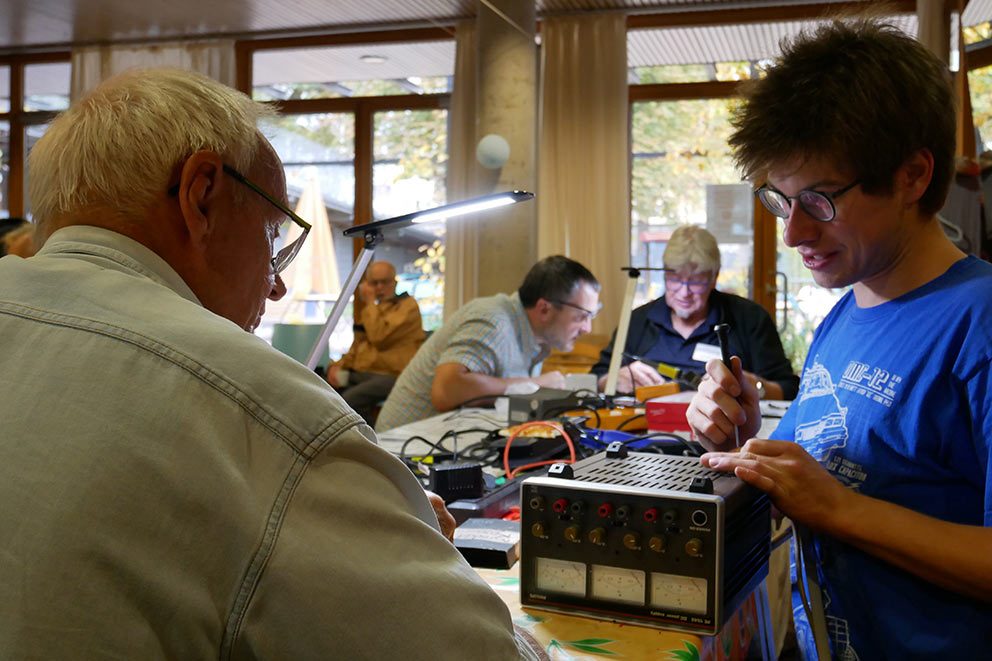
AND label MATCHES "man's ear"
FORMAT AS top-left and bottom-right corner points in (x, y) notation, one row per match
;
(534, 297), (555, 320)
(176, 151), (226, 249)
(899, 148), (934, 207)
